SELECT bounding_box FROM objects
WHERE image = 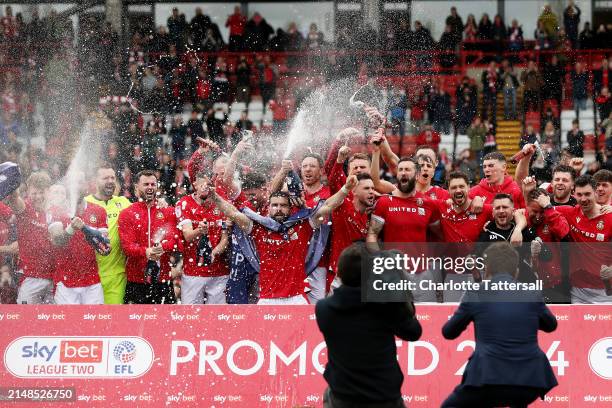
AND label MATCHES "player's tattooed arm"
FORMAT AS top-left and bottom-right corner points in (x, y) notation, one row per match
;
(366, 217), (384, 251)
(269, 160), (293, 194)
(209, 188), (253, 232)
